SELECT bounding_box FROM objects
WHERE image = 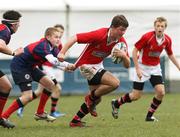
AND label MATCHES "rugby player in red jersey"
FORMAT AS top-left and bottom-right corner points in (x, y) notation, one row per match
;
(111, 17), (180, 122)
(58, 15), (130, 127)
